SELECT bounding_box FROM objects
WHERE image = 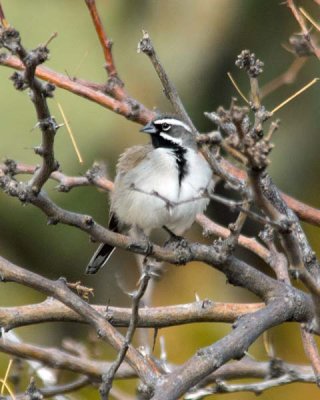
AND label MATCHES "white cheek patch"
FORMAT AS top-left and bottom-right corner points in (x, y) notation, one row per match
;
(156, 118), (192, 133)
(159, 132), (183, 145)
